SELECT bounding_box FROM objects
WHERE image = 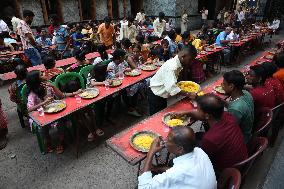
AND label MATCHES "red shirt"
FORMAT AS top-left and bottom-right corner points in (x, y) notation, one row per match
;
(265, 77), (284, 105)
(202, 112), (248, 173)
(48, 25), (60, 35)
(250, 85), (276, 116)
